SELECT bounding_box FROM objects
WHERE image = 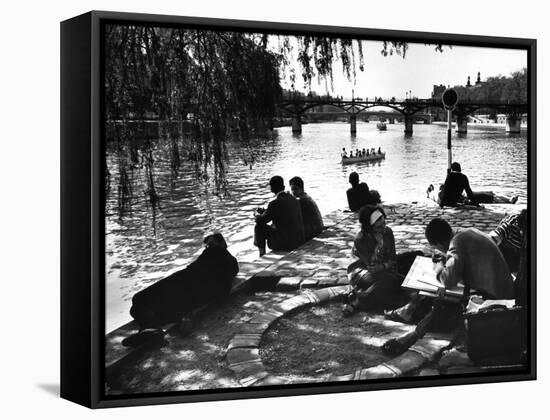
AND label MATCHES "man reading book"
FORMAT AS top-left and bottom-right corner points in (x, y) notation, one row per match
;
(427, 218), (514, 299)
(383, 217), (514, 354)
